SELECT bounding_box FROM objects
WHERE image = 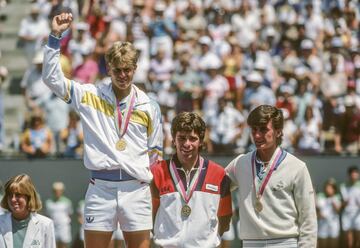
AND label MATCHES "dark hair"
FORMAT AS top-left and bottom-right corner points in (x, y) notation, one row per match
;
(171, 112), (206, 142)
(247, 105), (284, 145)
(324, 177), (338, 195)
(348, 166), (359, 175)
